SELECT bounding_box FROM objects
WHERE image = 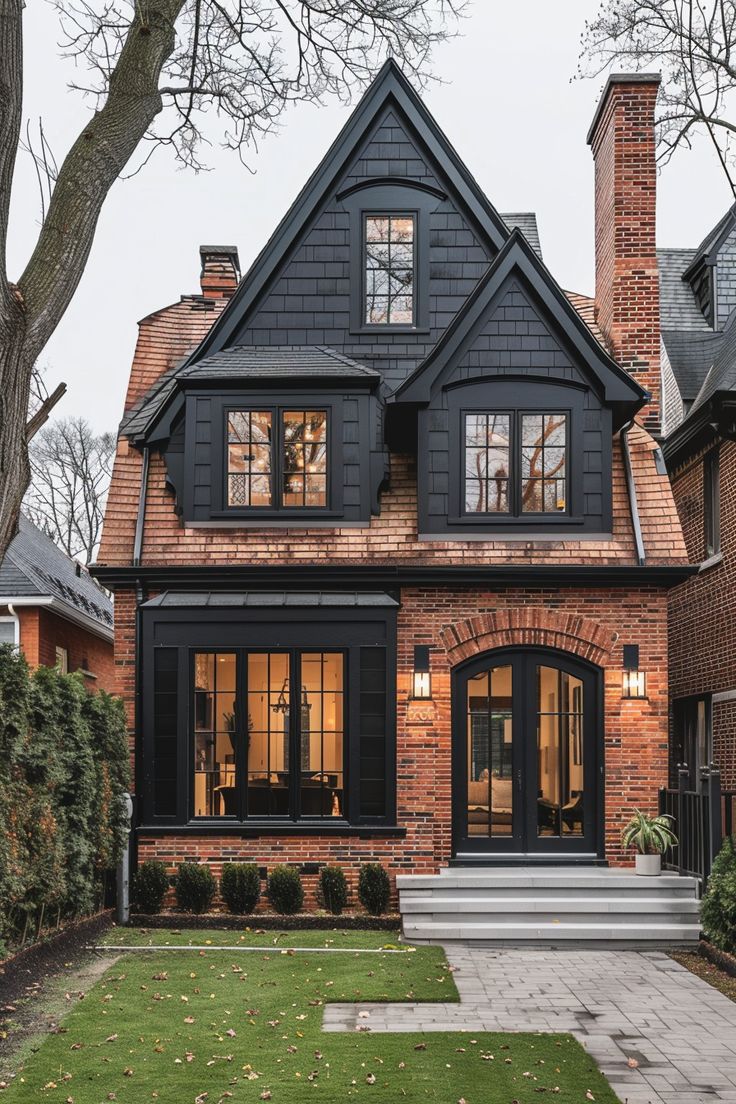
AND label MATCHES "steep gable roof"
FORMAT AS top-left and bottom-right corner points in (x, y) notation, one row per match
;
(394, 229), (646, 424)
(183, 60), (511, 364)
